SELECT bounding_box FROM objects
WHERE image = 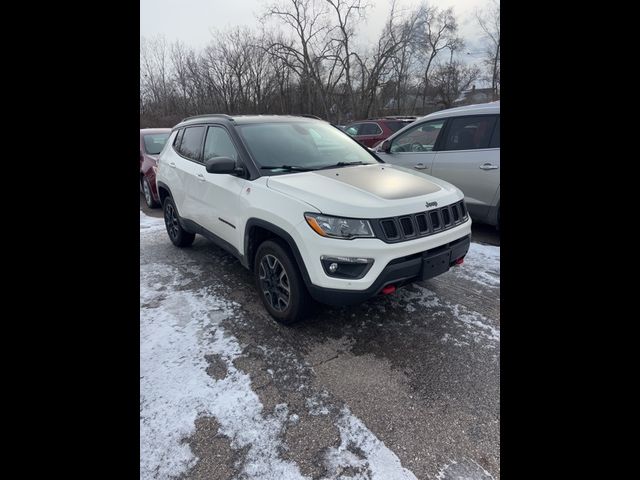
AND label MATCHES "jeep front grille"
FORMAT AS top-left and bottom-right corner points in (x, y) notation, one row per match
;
(374, 200), (468, 243)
